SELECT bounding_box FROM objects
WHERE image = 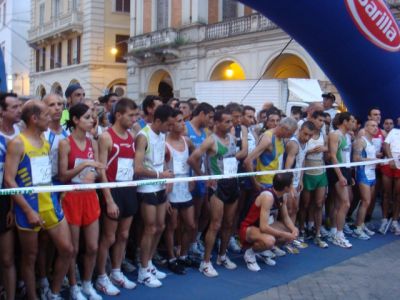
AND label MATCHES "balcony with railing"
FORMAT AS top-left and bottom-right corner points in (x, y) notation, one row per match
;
(128, 13), (278, 60)
(28, 10), (83, 45)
